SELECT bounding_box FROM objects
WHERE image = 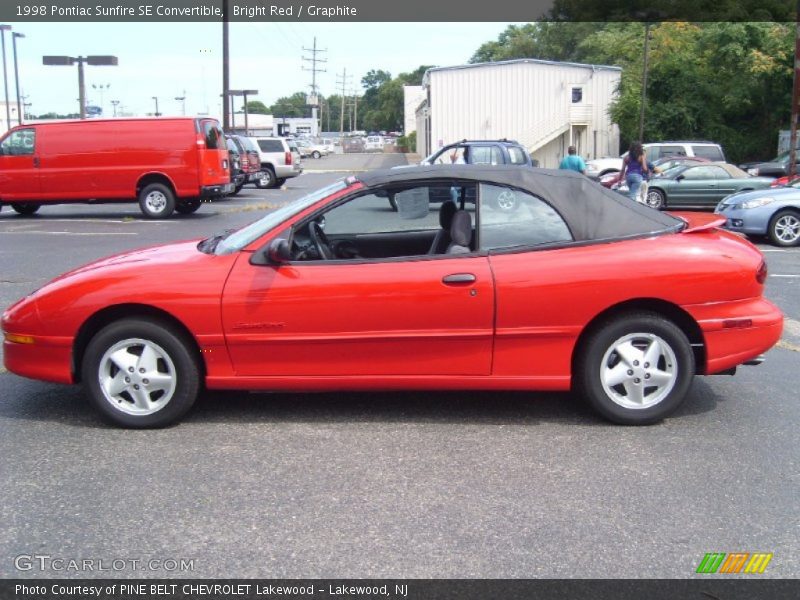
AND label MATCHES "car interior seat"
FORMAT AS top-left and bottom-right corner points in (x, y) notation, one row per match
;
(446, 210), (473, 254)
(428, 201), (458, 254)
